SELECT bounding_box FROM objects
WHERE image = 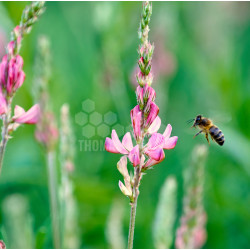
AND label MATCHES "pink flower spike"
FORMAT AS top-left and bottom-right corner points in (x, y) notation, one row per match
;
(105, 137), (120, 154)
(13, 104), (40, 124)
(147, 116), (161, 134)
(164, 136), (178, 150)
(128, 145), (140, 167)
(122, 132), (133, 152)
(145, 102), (159, 128)
(111, 130), (128, 154)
